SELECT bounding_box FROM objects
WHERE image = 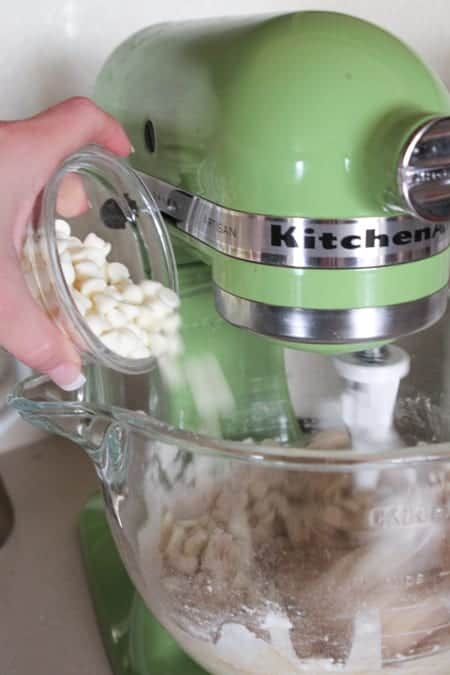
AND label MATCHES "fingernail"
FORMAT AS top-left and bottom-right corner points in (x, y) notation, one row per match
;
(48, 363), (86, 391)
(130, 144), (136, 154)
